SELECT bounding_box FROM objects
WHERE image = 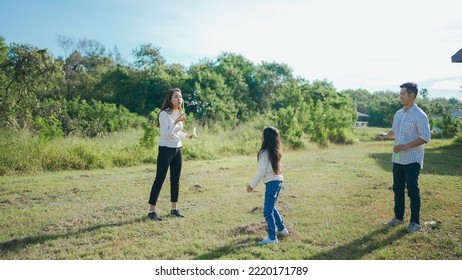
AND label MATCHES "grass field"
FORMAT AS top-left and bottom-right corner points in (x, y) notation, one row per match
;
(1, 127), (461, 260)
